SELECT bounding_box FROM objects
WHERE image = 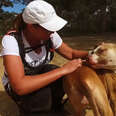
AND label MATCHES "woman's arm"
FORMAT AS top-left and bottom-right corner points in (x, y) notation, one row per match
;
(56, 42), (88, 60)
(3, 55), (82, 95)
